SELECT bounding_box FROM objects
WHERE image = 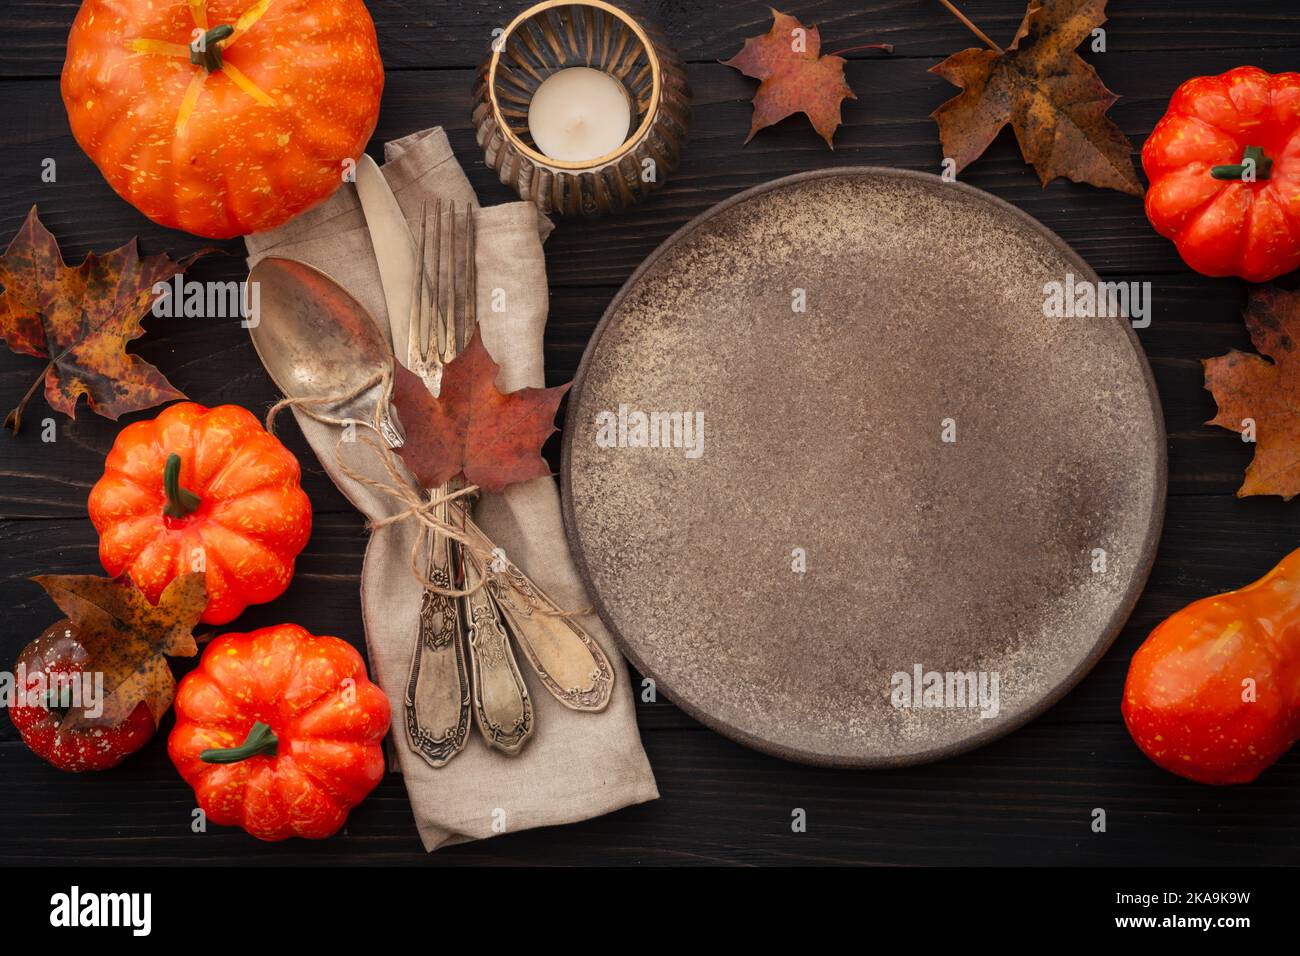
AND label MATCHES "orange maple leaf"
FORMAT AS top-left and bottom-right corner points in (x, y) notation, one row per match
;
(1204, 286), (1300, 499)
(0, 206), (206, 432)
(722, 9), (870, 149)
(930, 0), (1142, 195)
(31, 572), (205, 730)
(390, 330), (570, 494)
